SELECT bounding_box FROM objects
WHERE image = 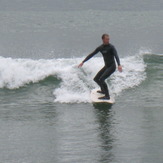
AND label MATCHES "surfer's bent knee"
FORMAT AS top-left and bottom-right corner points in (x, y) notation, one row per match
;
(94, 77), (98, 82)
